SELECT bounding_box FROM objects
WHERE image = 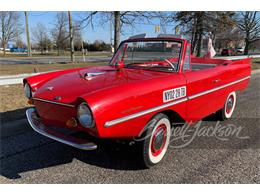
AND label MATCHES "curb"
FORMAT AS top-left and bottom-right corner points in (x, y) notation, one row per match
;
(0, 71), (51, 80)
(252, 69), (260, 74)
(0, 73), (41, 80)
